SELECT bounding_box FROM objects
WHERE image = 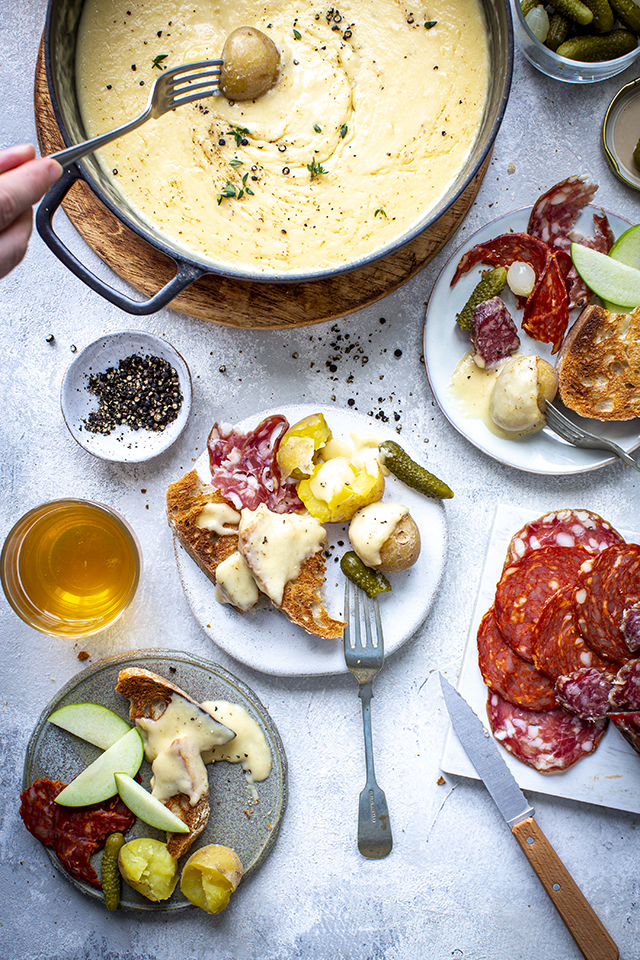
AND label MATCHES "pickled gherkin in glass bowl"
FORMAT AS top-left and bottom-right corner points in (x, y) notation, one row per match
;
(512, 0), (640, 81)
